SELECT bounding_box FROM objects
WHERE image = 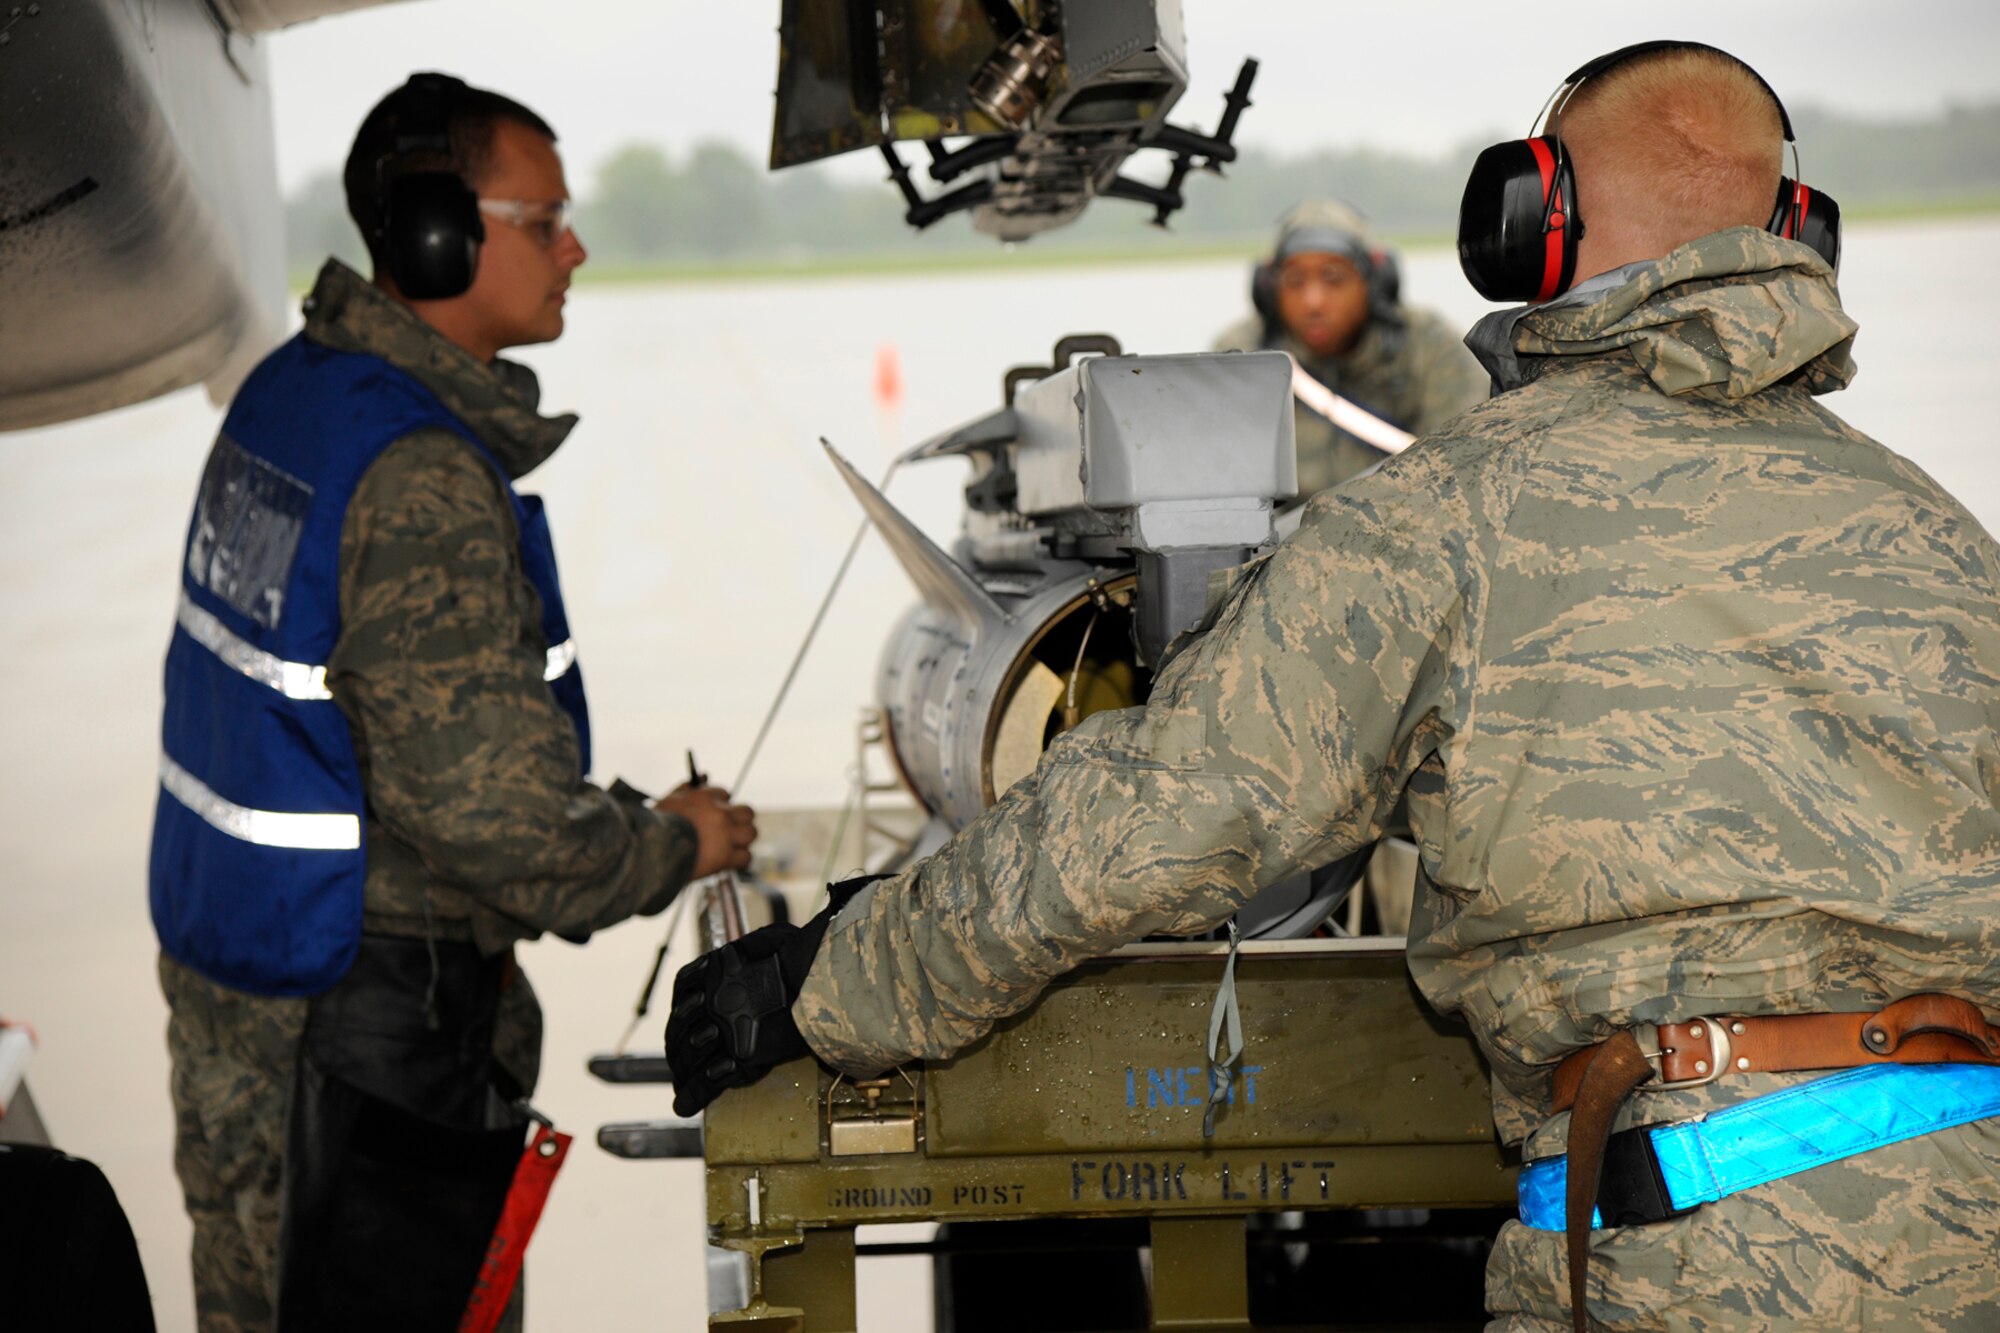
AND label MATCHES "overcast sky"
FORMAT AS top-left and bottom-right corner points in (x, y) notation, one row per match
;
(266, 1), (2000, 197)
